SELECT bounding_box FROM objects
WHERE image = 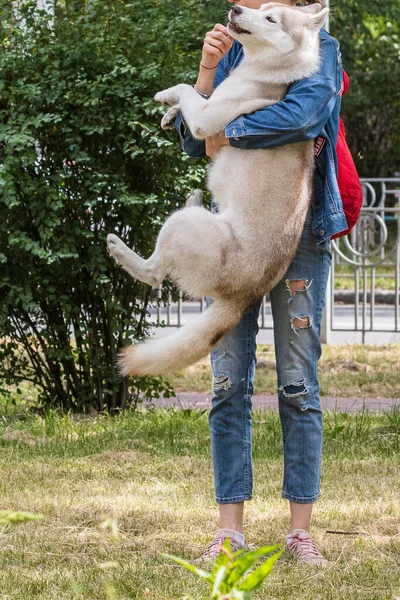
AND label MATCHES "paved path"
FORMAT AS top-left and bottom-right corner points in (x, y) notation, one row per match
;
(150, 392), (399, 413)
